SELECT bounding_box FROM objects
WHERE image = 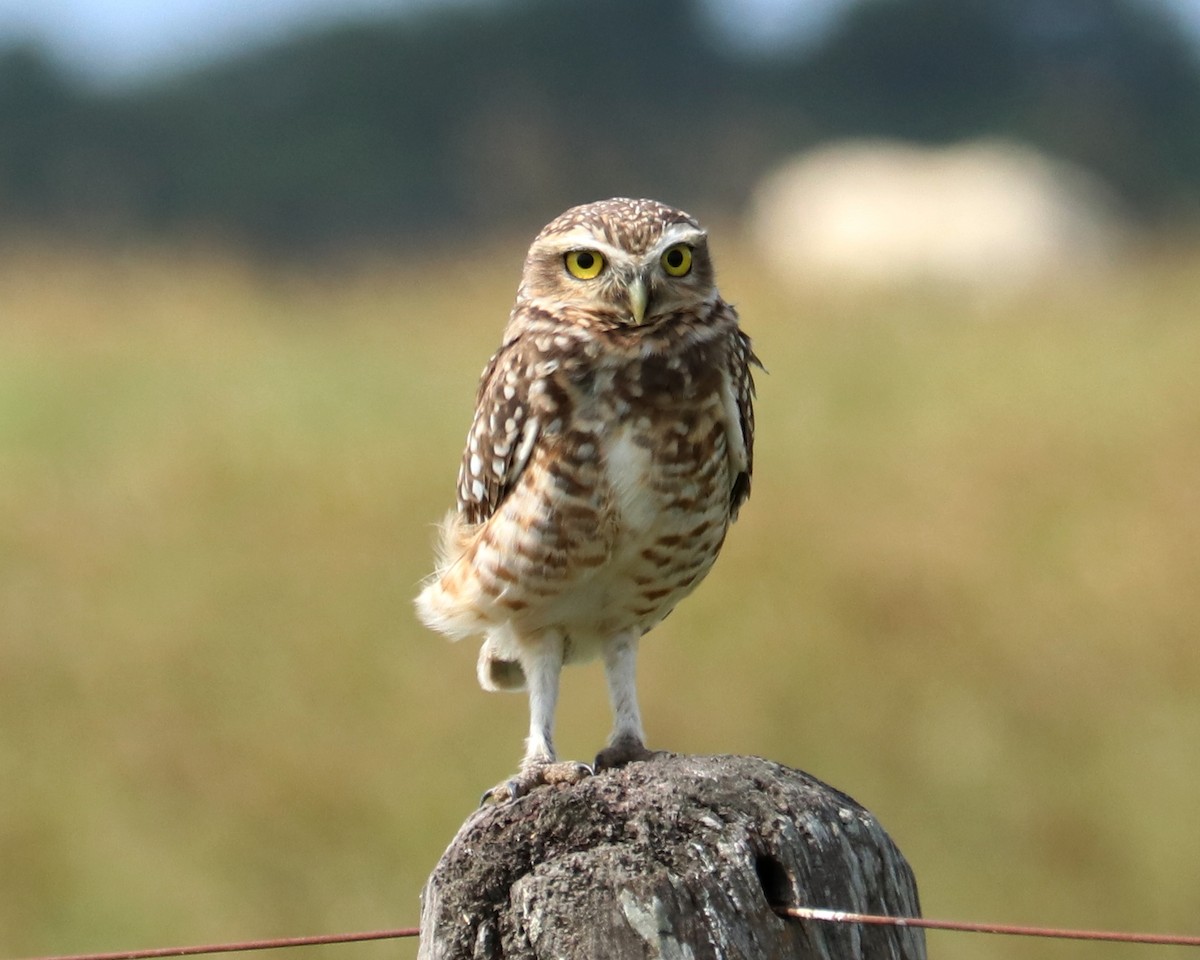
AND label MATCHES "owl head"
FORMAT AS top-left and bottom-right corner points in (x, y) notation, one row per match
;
(515, 198), (716, 328)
